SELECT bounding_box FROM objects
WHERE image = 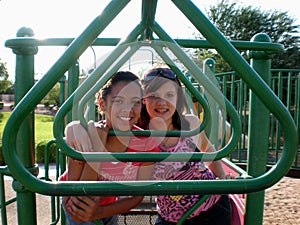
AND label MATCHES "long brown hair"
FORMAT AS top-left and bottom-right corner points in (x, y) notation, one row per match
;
(139, 68), (189, 130)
